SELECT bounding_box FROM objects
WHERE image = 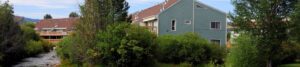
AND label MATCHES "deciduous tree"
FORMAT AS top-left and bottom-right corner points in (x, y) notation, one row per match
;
(230, 0), (298, 67)
(290, 1), (300, 43)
